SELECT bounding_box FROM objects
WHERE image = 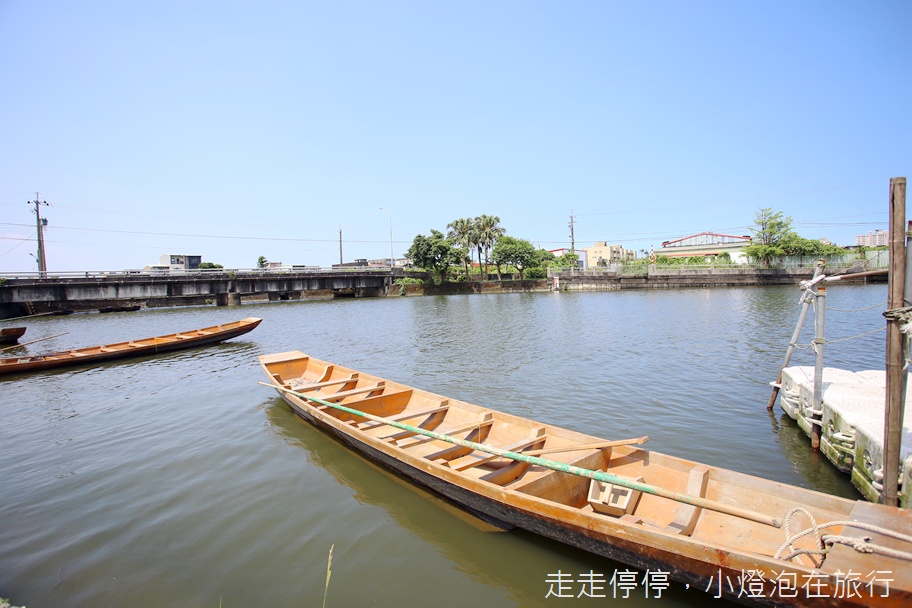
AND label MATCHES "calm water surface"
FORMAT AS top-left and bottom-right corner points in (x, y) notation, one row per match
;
(0, 284), (887, 607)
